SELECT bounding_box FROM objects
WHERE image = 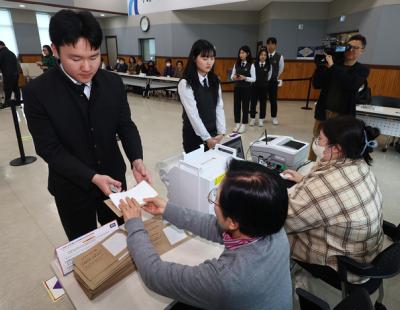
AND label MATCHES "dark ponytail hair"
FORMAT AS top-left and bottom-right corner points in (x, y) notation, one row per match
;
(235, 45), (252, 66)
(321, 116), (380, 165)
(182, 39), (219, 102)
